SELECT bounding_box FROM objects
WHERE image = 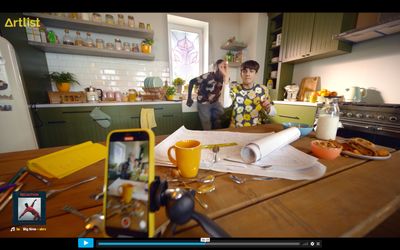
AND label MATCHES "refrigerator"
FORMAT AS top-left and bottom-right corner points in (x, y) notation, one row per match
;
(0, 36), (38, 153)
